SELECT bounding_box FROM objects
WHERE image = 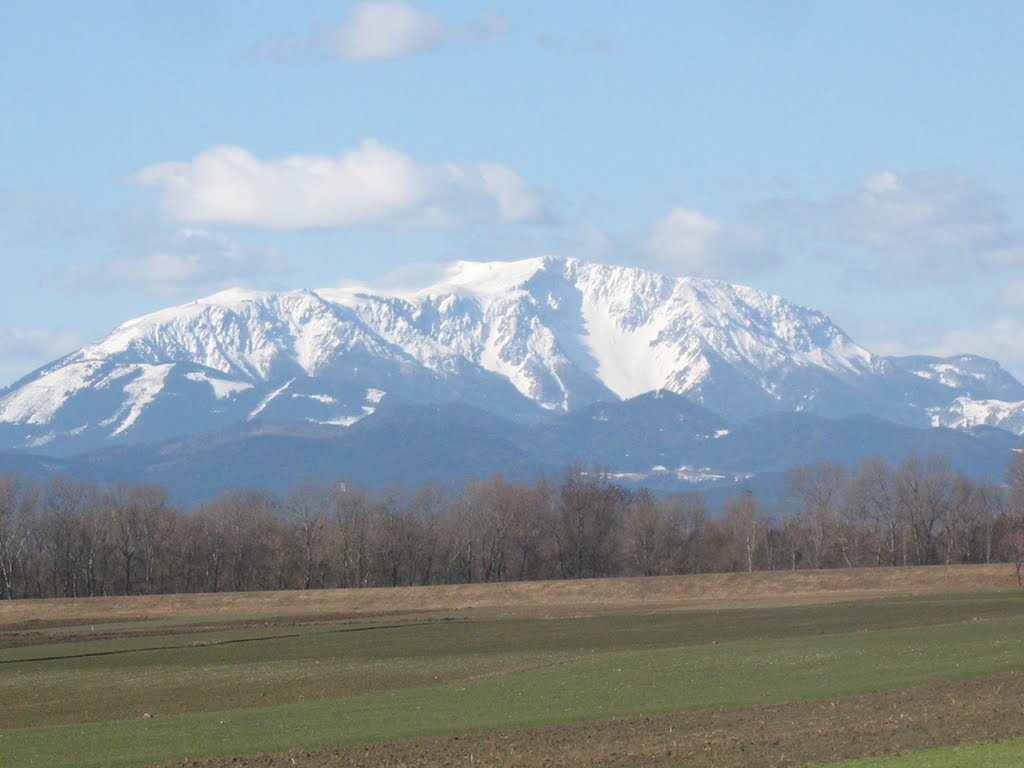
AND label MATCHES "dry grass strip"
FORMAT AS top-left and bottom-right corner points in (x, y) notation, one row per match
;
(2, 563), (1017, 629)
